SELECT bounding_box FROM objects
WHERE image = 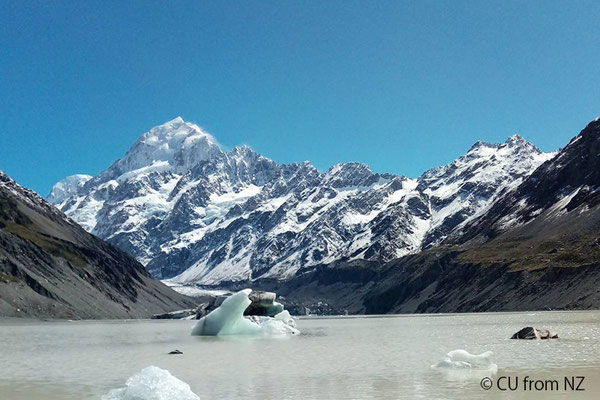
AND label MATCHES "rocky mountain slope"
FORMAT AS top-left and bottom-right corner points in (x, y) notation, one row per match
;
(0, 171), (195, 319)
(455, 117), (600, 244)
(418, 134), (554, 248)
(49, 117), (553, 285)
(265, 117), (600, 314)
